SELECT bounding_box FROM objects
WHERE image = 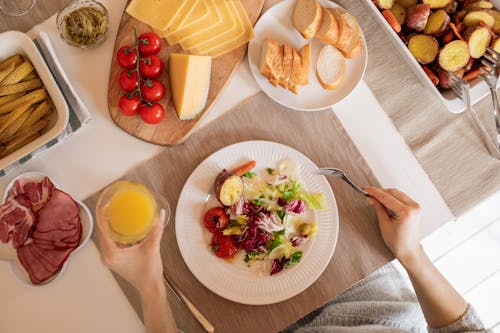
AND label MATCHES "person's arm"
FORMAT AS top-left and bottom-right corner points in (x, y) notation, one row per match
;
(97, 209), (178, 333)
(364, 187), (469, 329)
